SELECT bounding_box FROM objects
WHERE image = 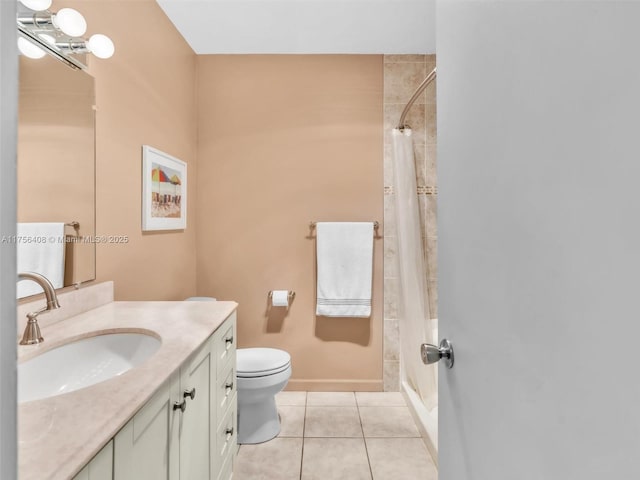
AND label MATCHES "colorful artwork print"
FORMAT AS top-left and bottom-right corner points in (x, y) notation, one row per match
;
(142, 146), (187, 231)
(151, 163), (182, 218)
